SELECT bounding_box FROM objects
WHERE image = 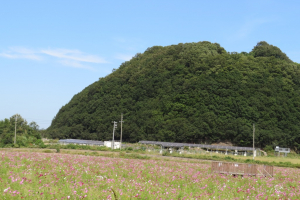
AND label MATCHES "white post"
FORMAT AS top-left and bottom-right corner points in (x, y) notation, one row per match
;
(112, 121), (117, 149)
